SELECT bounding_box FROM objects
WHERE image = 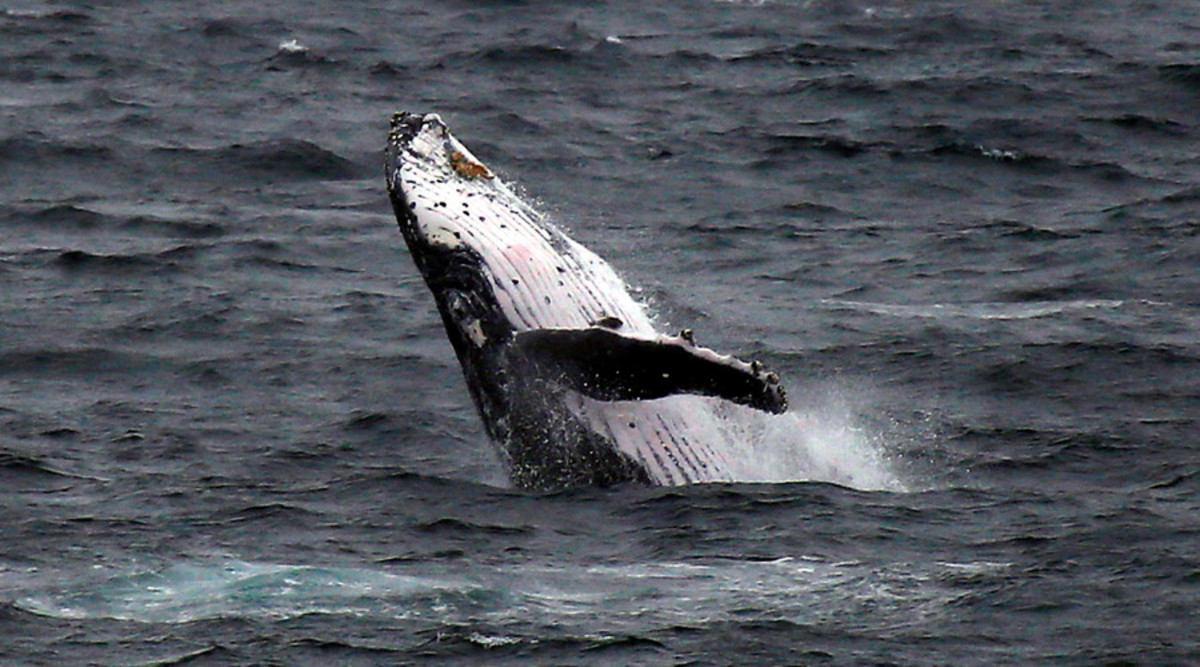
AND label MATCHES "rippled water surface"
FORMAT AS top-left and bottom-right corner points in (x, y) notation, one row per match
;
(3, 0), (1199, 664)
